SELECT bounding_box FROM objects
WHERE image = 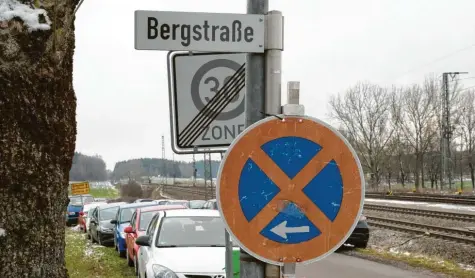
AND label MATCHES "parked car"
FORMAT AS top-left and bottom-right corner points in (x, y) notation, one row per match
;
(134, 199), (155, 203)
(112, 202), (158, 257)
(188, 200), (206, 209)
(345, 214), (370, 248)
(89, 203), (125, 246)
(202, 199), (218, 210)
(154, 199), (170, 205)
(136, 209), (238, 278)
(79, 201), (107, 233)
(124, 205), (187, 269)
(163, 199), (190, 208)
(66, 194), (94, 226)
